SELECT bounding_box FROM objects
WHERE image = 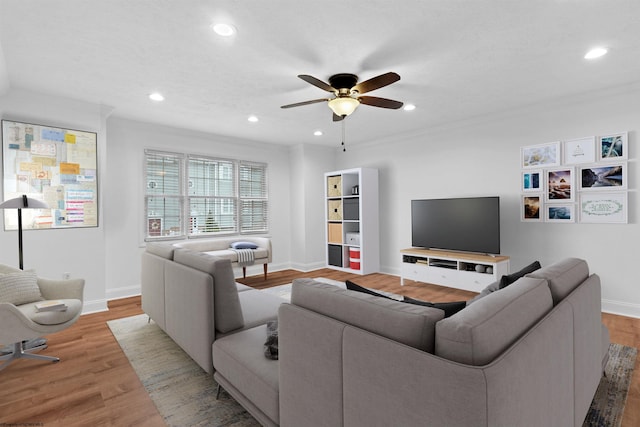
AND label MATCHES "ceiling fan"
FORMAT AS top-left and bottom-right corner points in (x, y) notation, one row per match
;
(281, 72), (403, 121)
